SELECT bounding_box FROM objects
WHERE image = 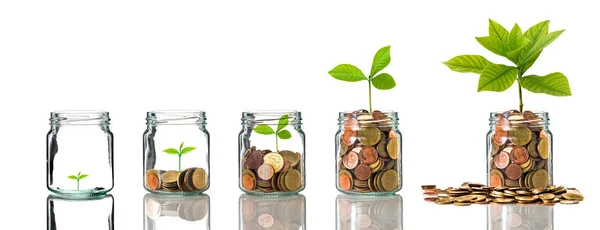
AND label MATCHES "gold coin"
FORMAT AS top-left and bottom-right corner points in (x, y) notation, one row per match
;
(162, 170), (179, 183)
(357, 127), (381, 146)
(192, 168), (208, 190)
(493, 198), (515, 203)
(177, 169), (190, 192)
(531, 169), (549, 188)
(538, 193), (555, 200)
(380, 170), (399, 192)
(454, 202), (471, 206)
(538, 138), (549, 159)
(263, 152), (285, 173)
(560, 200), (579, 204)
(284, 169), (302, 192)
(377, 138), (389, 158)
(386, 138), (399, 160)
(515, 195), (538, 202)
(562, 192), (584, 201)
(434, 197), (454, 205)
(509, 127), (532, 146)
(280, 150), (300, 167)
